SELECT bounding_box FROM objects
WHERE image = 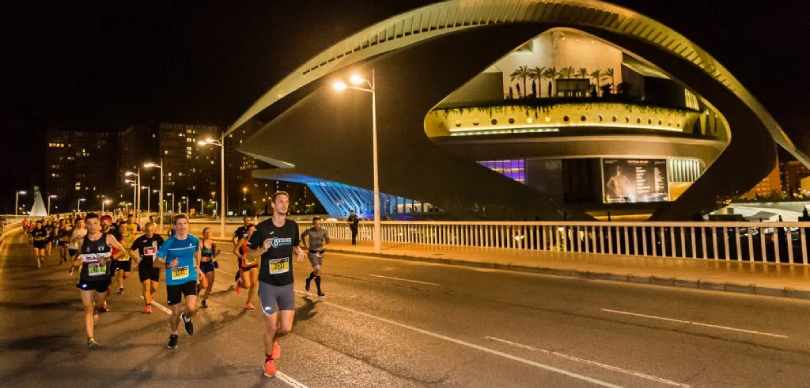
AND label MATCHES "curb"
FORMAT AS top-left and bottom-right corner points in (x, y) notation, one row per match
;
(328, 248), (810, 301)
